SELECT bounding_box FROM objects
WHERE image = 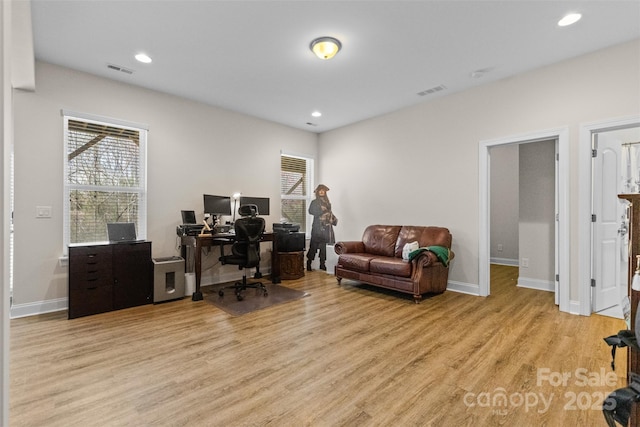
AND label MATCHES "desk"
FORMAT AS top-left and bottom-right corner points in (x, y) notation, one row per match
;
(192, 232), (274, 301)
